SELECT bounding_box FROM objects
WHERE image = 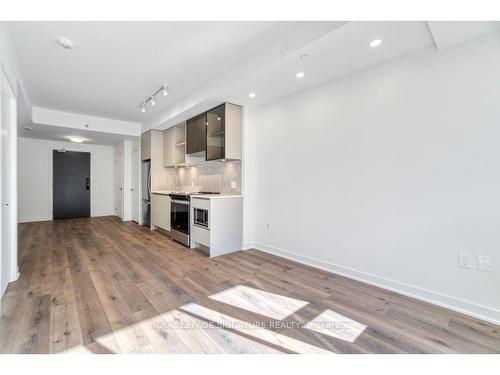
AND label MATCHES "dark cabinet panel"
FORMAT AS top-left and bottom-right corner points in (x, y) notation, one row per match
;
(206, 104), (225, 161)
(186, 113), (207, 154)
